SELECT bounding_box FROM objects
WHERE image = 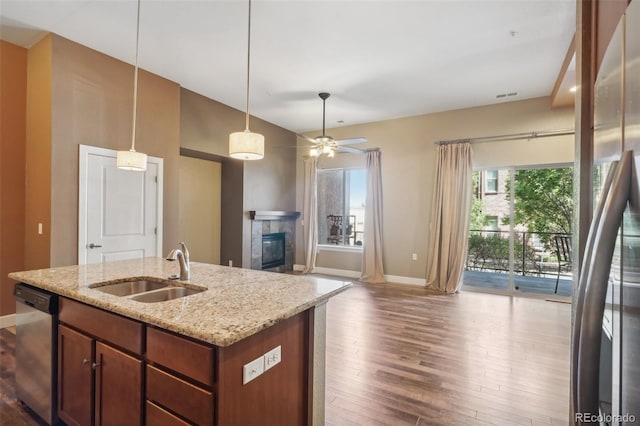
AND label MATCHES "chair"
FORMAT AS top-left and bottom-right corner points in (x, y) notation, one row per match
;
(326, 215), (355, 245)
(553, 235), (572, 294)
(327, 215), (343, 244)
